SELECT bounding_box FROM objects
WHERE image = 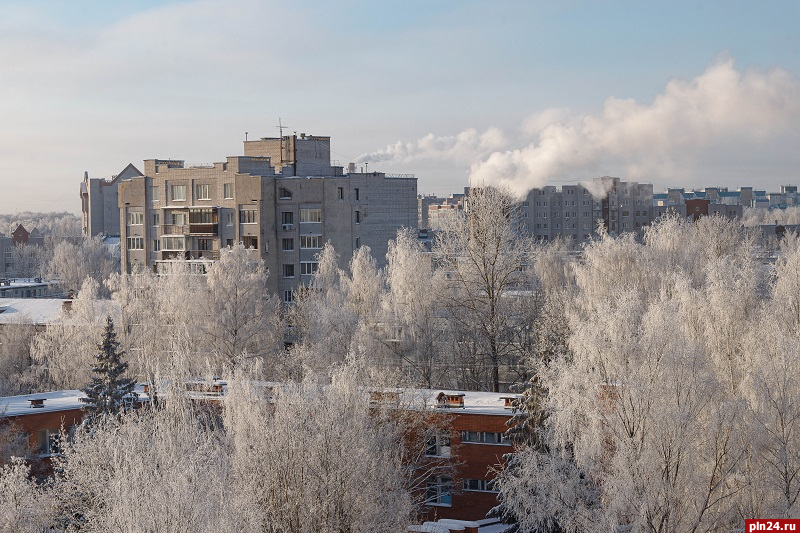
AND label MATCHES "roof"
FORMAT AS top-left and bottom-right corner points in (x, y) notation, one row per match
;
(0, 385), (150, 418)
(0, 298), (67, 325)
